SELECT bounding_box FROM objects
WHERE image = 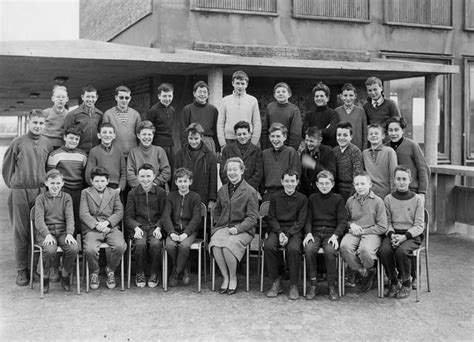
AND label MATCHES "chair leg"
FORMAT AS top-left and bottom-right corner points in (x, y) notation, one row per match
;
(303, 254), (306, 297)
(203, 244), (207, 283)
(425, 251), (430, 292)
(260, 249), (265, 293)
(337, 253), (343, 298)
(30, 248), (34, 289)
(415, 252), (421, 302)
(76, 254), (81, 295)
(163, 250), (168, 292)
(246, 246), (250, 292)
(38, 249), (44, 299)
(377, 260), (384, 298)
(127, 240), (132, 289)
(341, 259), (346, 297)
(211, 257), (215, 291)
(86, 260), (90, 293)
(120, 255), (125, 291)
(198, 247), (202, 293)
